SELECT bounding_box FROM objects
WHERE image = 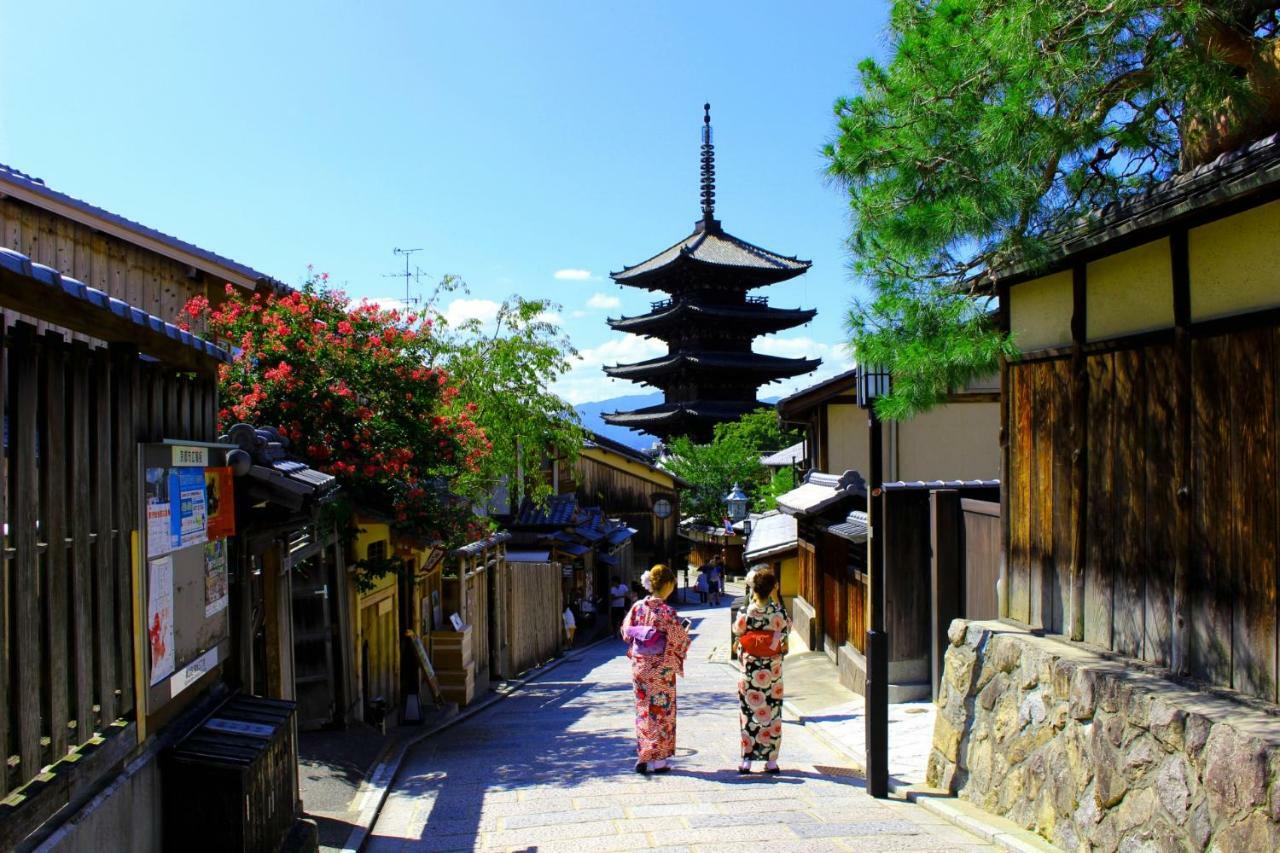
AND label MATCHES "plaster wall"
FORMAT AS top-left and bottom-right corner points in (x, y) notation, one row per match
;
(825, 403), (869, 475)
(1086, 238), (1174, 340)
(1190, 199), (1280, 321)
(1010, 271), (1073, 351)
(896, 402), (1000, 482)
(35, 751), (162, 853)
